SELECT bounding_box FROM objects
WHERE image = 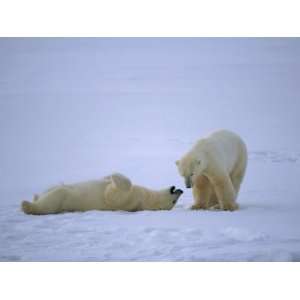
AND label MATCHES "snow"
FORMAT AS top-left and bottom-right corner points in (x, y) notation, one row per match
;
(0, 38), (300, 261)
